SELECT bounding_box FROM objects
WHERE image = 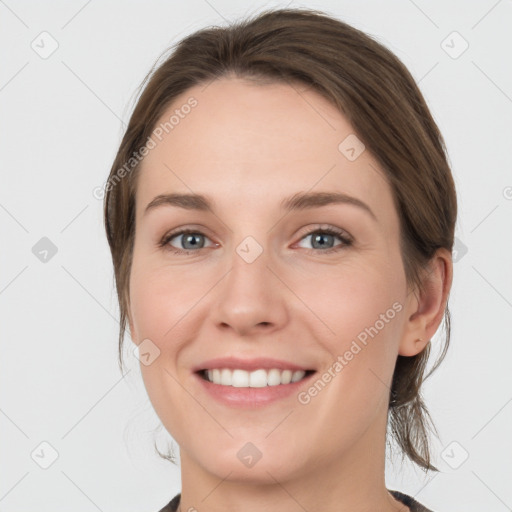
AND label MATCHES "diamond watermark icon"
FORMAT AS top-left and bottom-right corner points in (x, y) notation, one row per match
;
(134, 338), (161, 366)
(31, 441), (59, 469)
(441, 31), (469, 59)
(236, 236), (263, 264)
(338, 134), (365, 161)
(32, 237), (58, 263)
(452, 237), (468, 263)
(31, 31), (59, 59)
(441, 441), (469, 470)
(237, 442), (263, 468)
